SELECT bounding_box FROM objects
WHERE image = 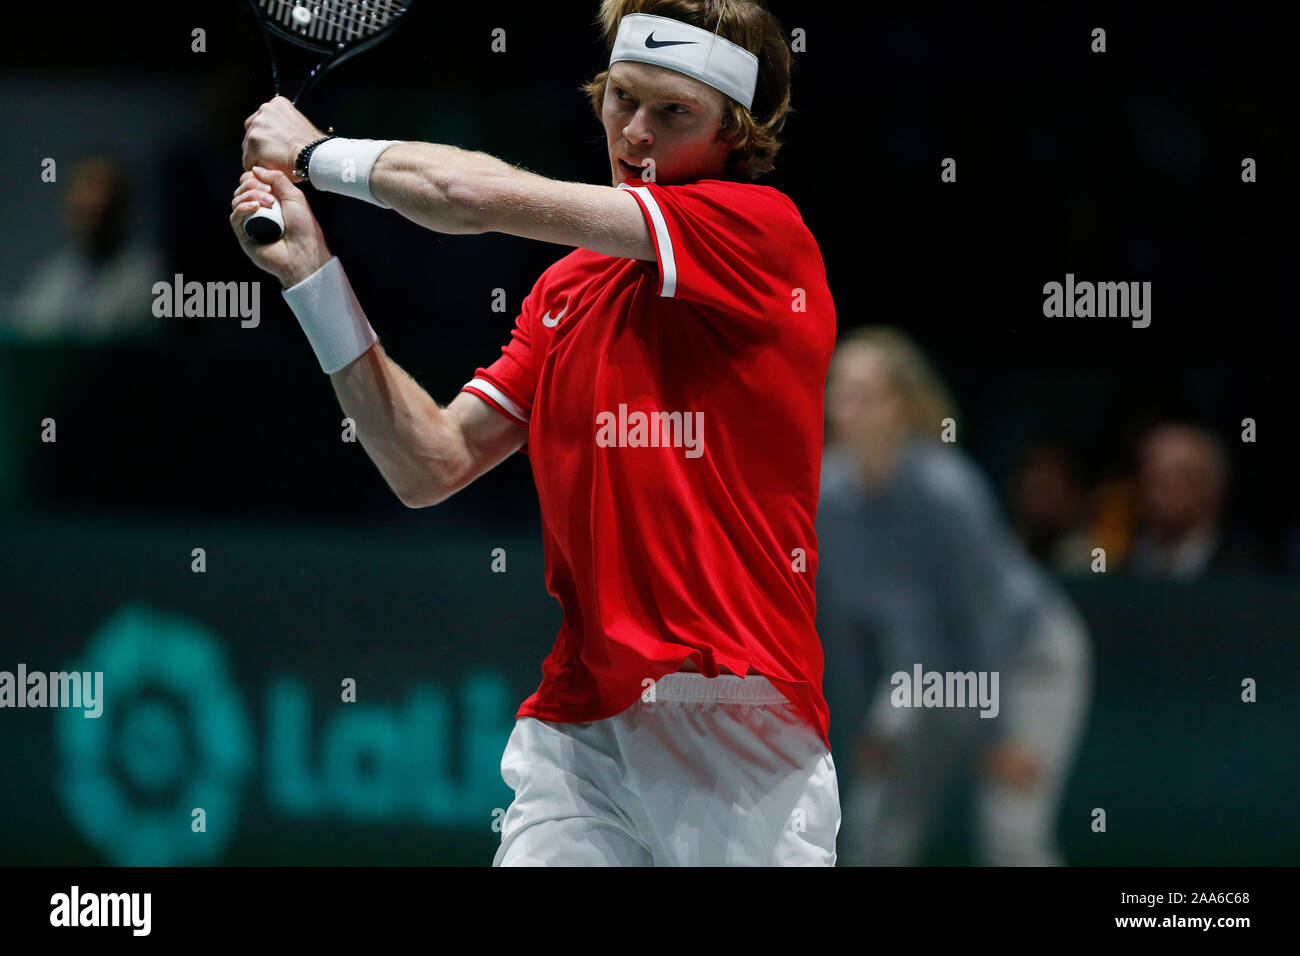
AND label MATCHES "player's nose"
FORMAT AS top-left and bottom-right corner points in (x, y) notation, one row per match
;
(623, 111), (654, 143)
